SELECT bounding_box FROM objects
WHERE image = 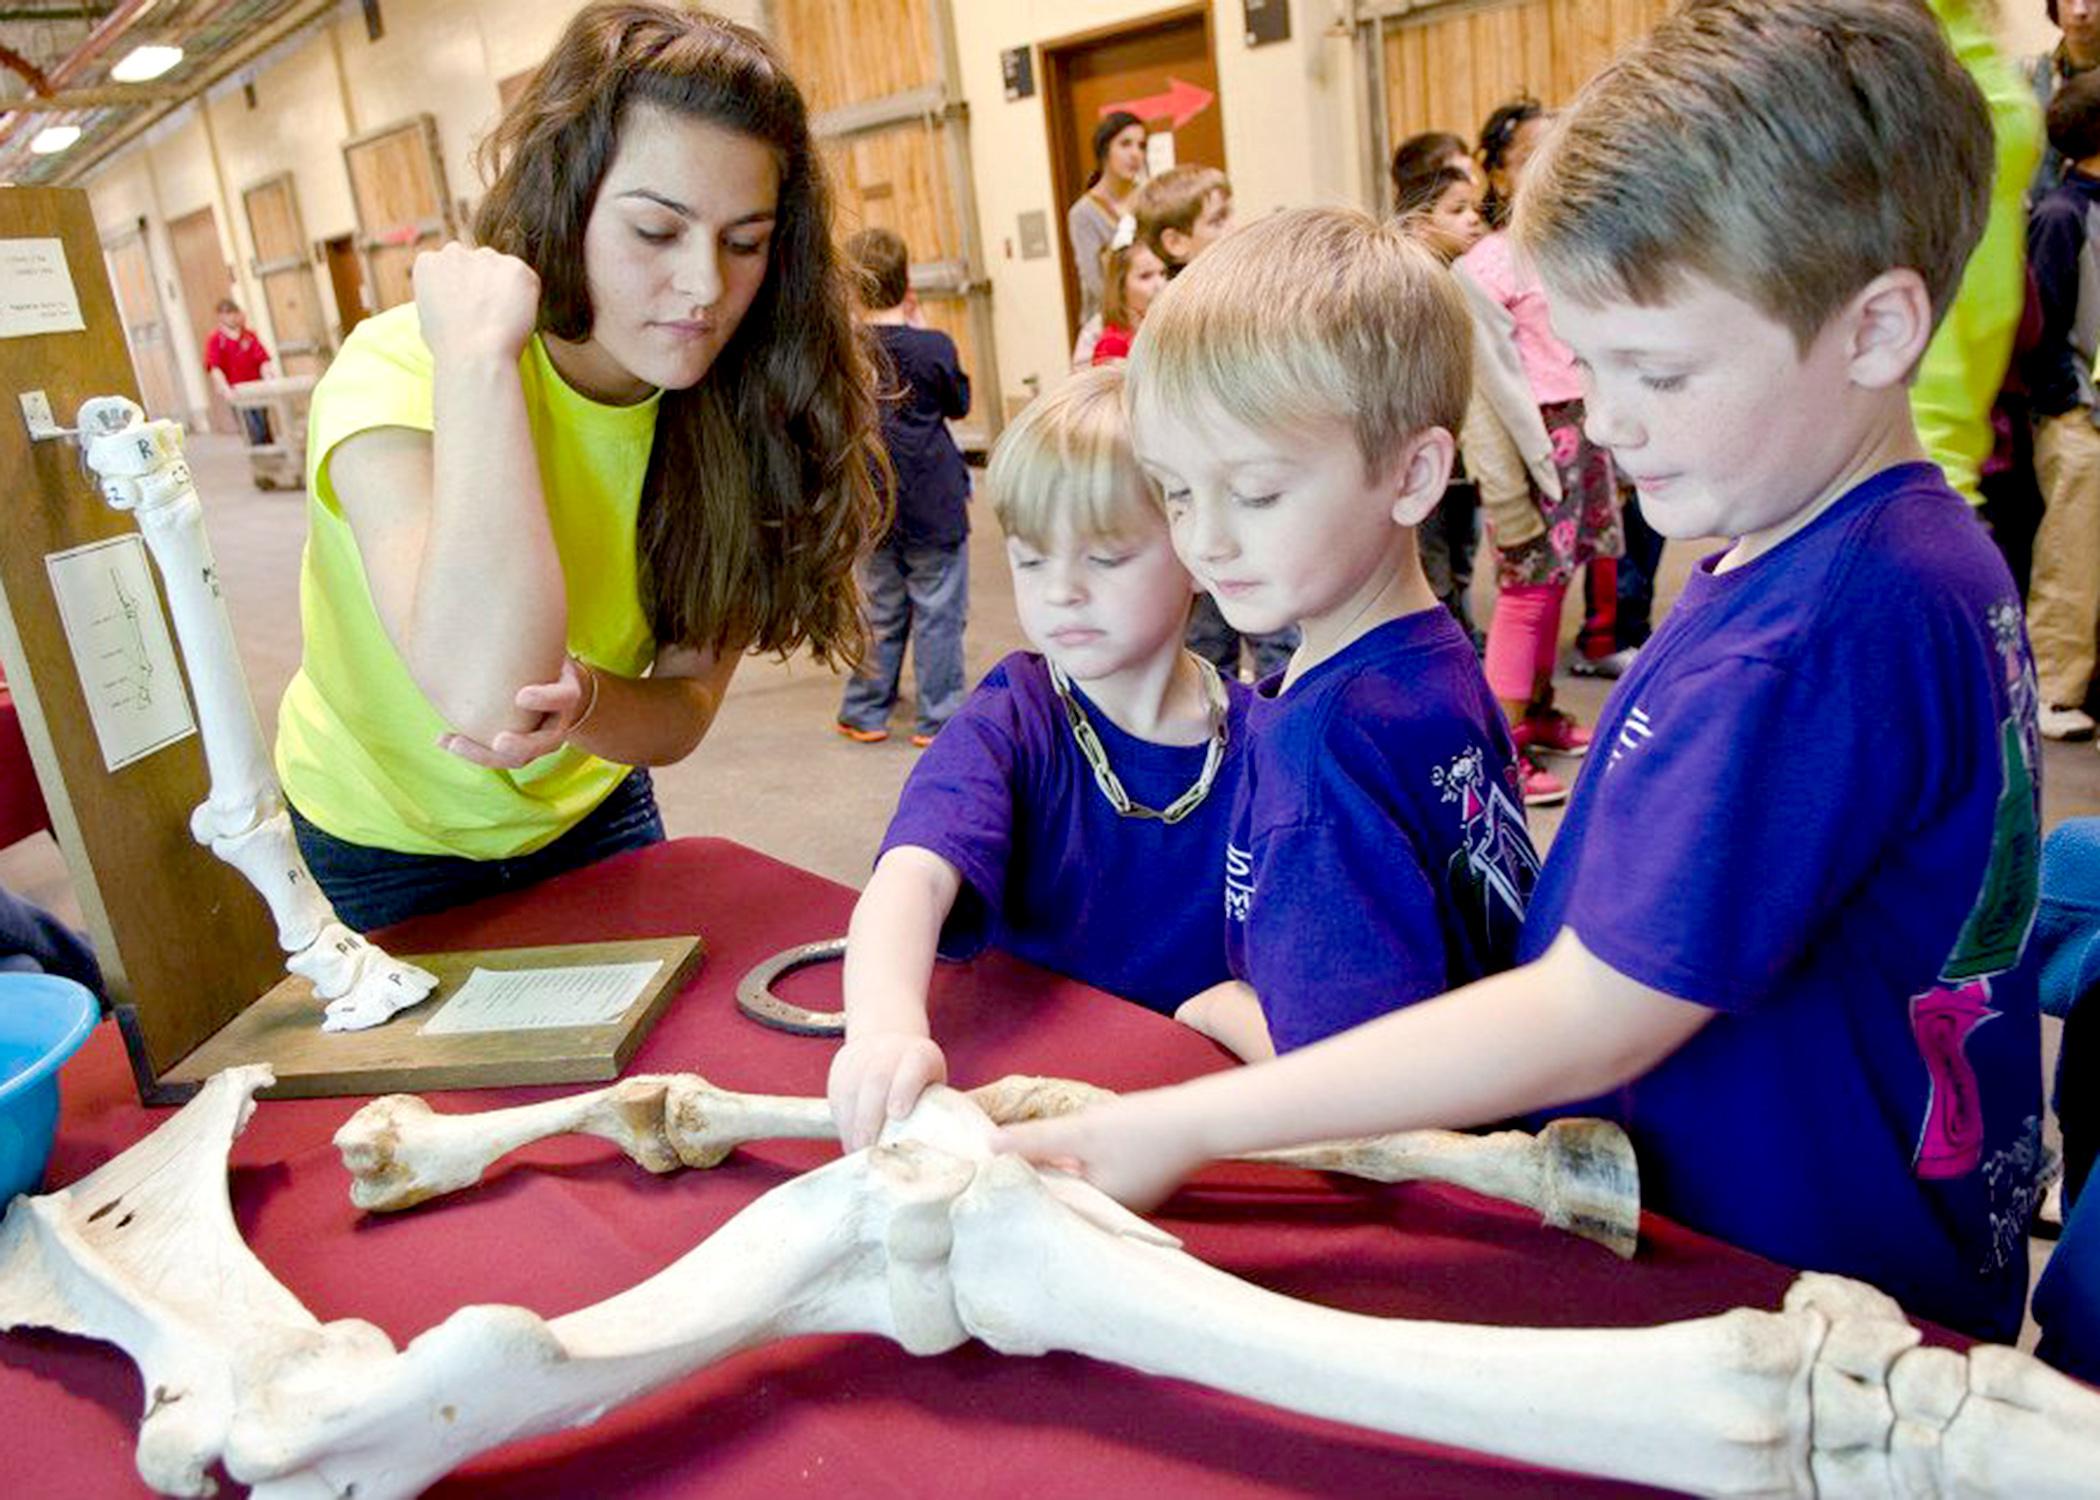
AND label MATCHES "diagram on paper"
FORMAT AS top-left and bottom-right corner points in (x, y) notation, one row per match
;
(45, 533), (195, 771)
